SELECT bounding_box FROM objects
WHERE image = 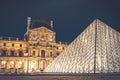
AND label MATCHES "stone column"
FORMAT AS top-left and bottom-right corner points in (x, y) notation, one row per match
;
(22, 61), (24, 71)
(27, 58), (29, 72)
(14, 61), (17, 69)
(6, 60), (9, 72)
